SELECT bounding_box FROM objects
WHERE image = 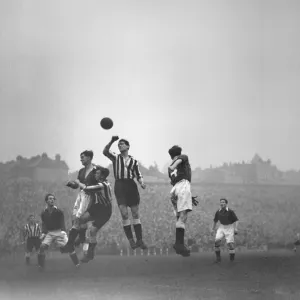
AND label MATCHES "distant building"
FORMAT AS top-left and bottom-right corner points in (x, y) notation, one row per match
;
(10, 153), (68, 182)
